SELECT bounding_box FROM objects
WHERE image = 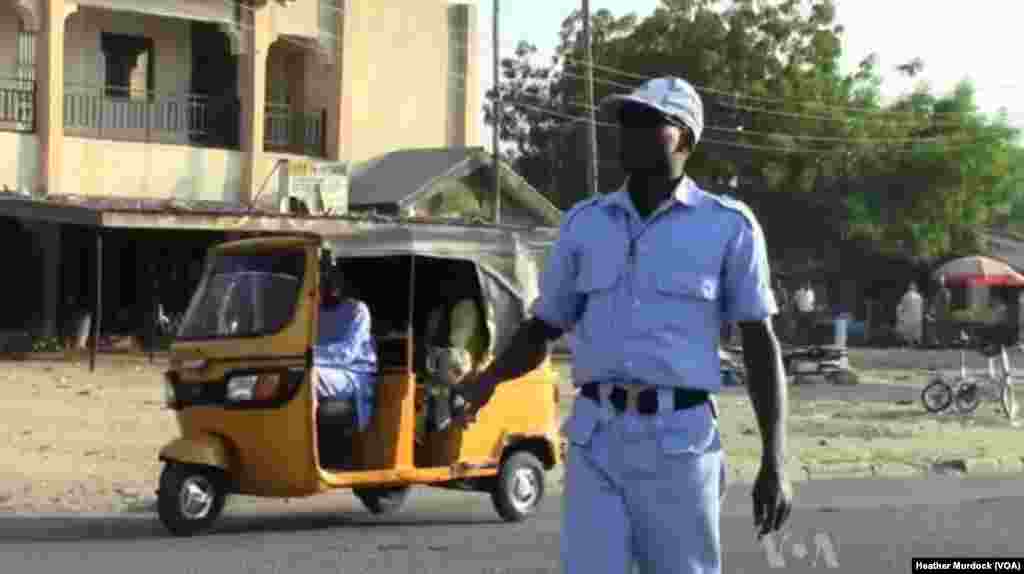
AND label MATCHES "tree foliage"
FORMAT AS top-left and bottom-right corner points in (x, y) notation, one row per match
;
(484, 0), (1022, 262)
